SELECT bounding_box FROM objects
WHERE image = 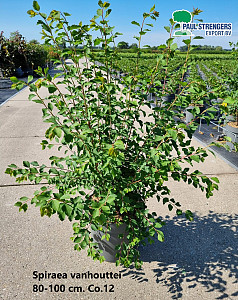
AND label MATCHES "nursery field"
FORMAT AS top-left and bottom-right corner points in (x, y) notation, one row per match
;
(94, 52), (237, 103)
(95, 51), (238, 156)
(93, 50), (238, 173)
(103, 52), (236, 77)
